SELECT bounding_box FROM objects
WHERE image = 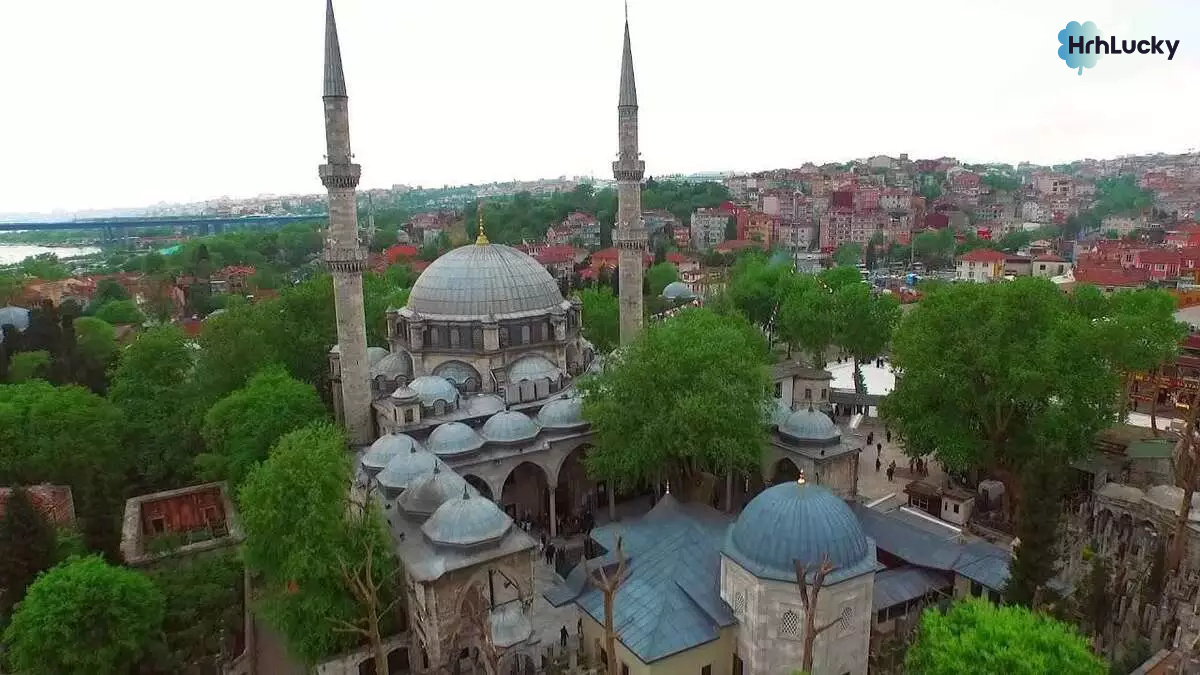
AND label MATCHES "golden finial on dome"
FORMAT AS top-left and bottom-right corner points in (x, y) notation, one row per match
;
(796, 469), (807, 486)
(475, 203), (490, 246)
